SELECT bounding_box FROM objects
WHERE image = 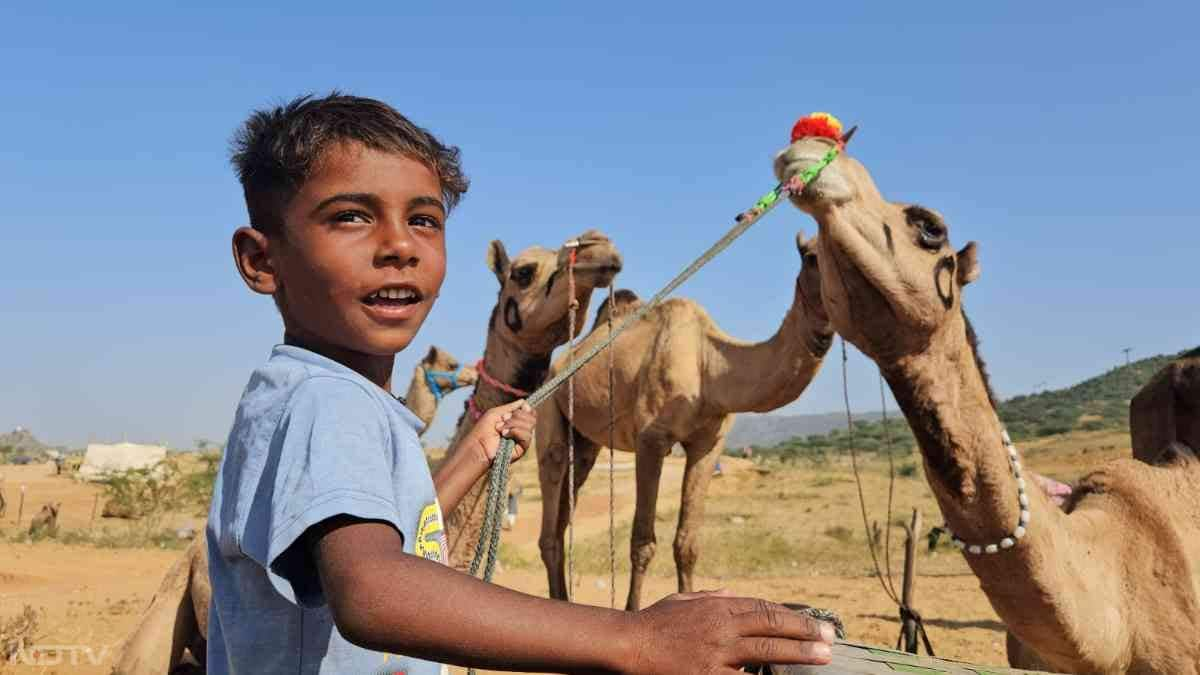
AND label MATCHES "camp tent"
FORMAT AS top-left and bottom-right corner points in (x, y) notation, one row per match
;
(78, 442), (167, 481)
